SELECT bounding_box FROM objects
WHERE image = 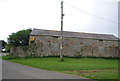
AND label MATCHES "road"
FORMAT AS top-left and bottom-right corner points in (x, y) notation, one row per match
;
(2, 60), (88, 79)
